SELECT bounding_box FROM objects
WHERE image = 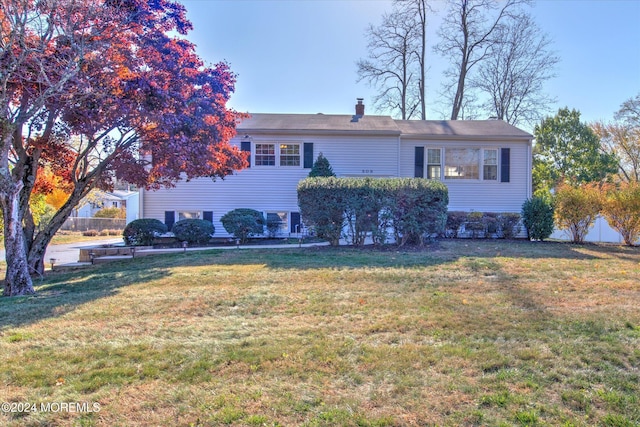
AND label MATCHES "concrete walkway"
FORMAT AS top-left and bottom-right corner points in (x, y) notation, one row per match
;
(2, 238), (331, 270)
